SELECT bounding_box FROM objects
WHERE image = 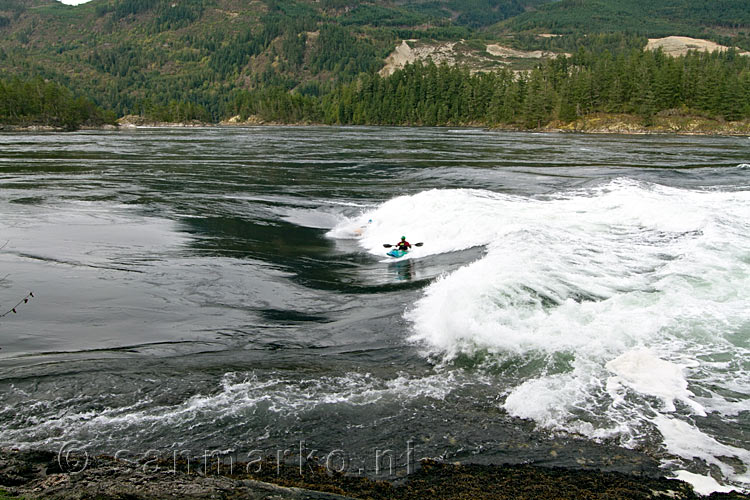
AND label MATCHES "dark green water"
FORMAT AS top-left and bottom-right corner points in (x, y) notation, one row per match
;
(0, 127), (748, 490)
